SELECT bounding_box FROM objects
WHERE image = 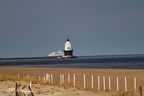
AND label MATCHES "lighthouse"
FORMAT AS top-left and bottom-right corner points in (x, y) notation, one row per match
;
(63, 38), (74, 58)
